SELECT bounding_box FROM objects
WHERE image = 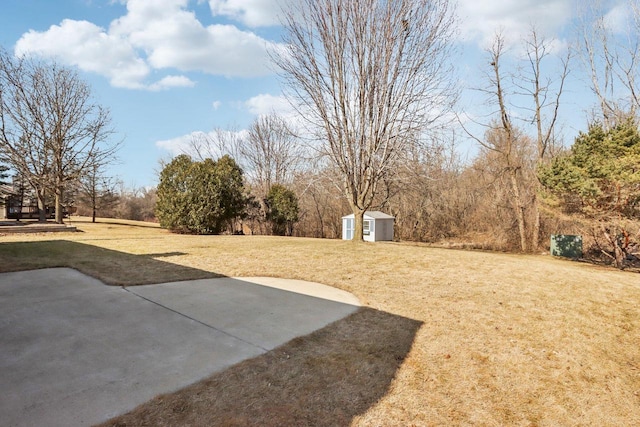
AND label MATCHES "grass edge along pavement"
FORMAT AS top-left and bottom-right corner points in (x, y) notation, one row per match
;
(1, 220), (639, 426)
